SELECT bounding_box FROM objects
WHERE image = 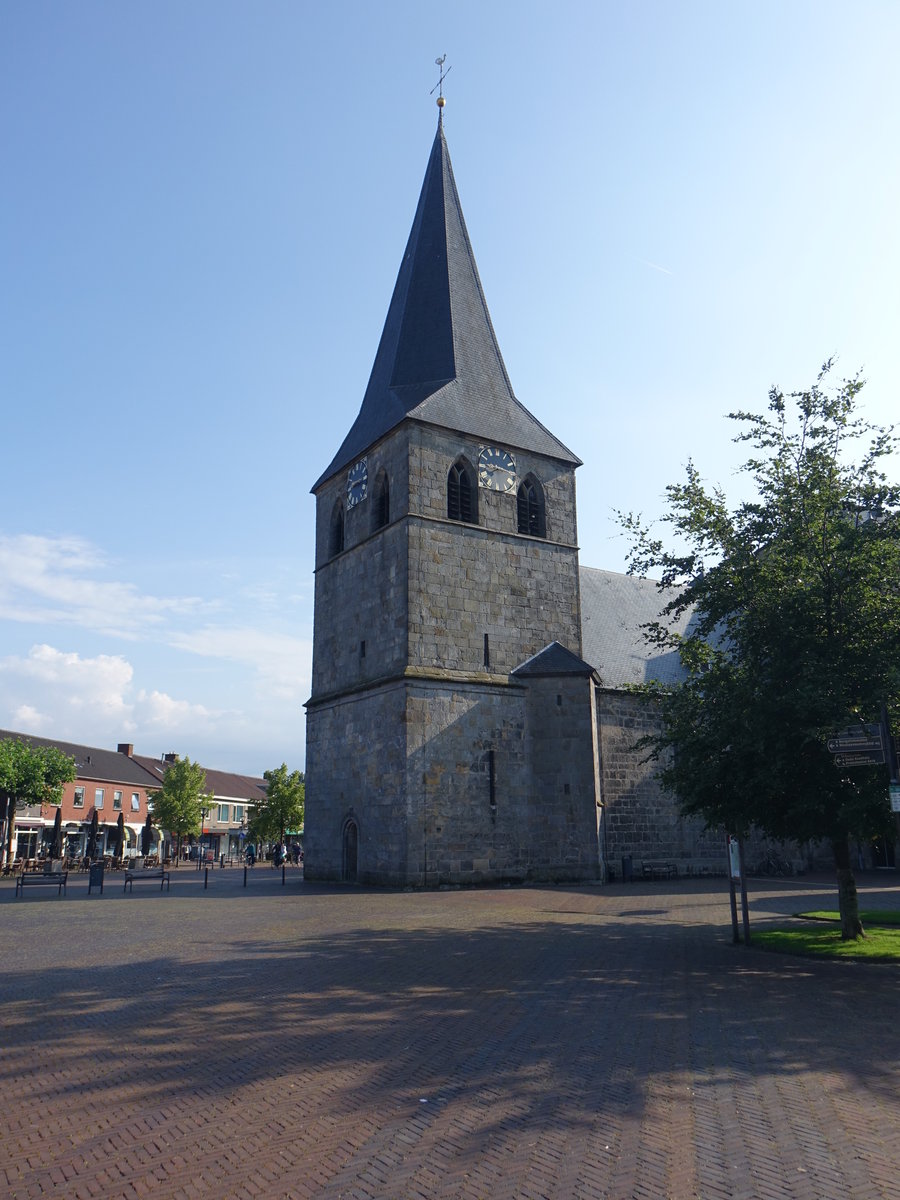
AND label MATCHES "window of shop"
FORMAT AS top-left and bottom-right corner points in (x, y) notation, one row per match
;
(218, 804), (229, 822)
(131, 793), (140, 811)
(113, 791), (122, 810)
(95, 788), (105, 809)
(73, 787), (85, 808)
